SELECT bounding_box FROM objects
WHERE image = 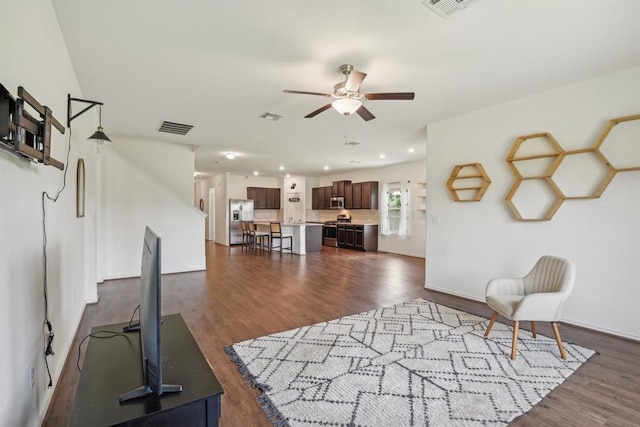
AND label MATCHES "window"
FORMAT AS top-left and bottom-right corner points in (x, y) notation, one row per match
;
(382, 182), (409, 236)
